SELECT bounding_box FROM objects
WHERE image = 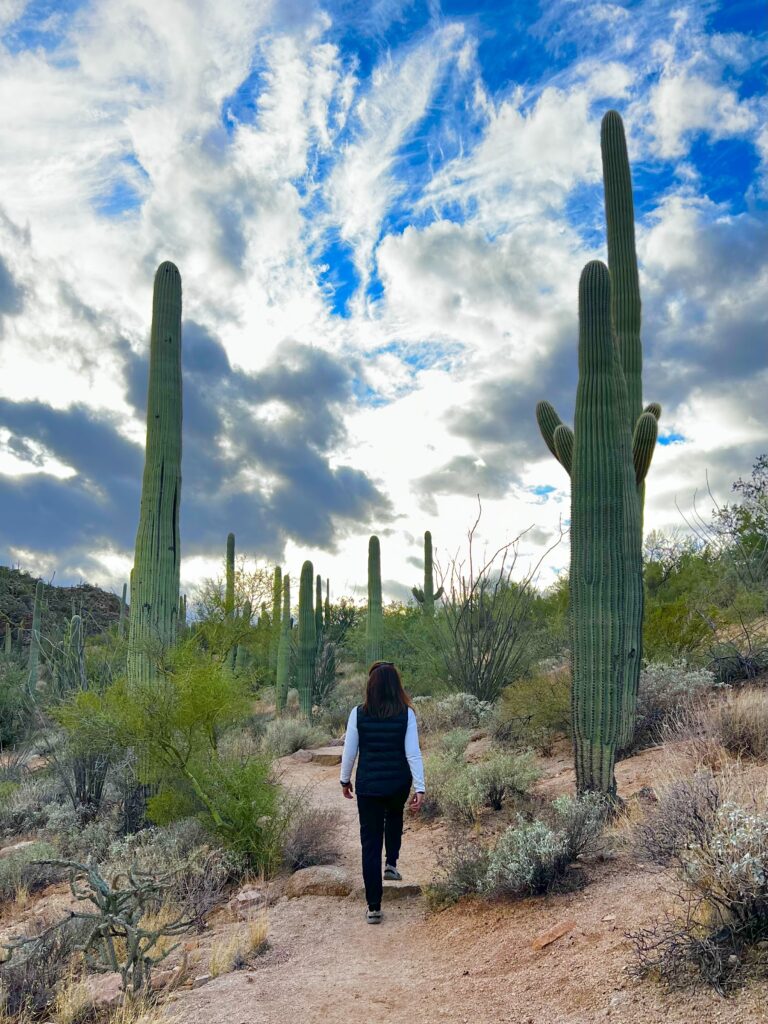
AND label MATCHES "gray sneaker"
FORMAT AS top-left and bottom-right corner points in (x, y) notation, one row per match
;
(384, 864), (402, 881)
(366, 909), (383, 924)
